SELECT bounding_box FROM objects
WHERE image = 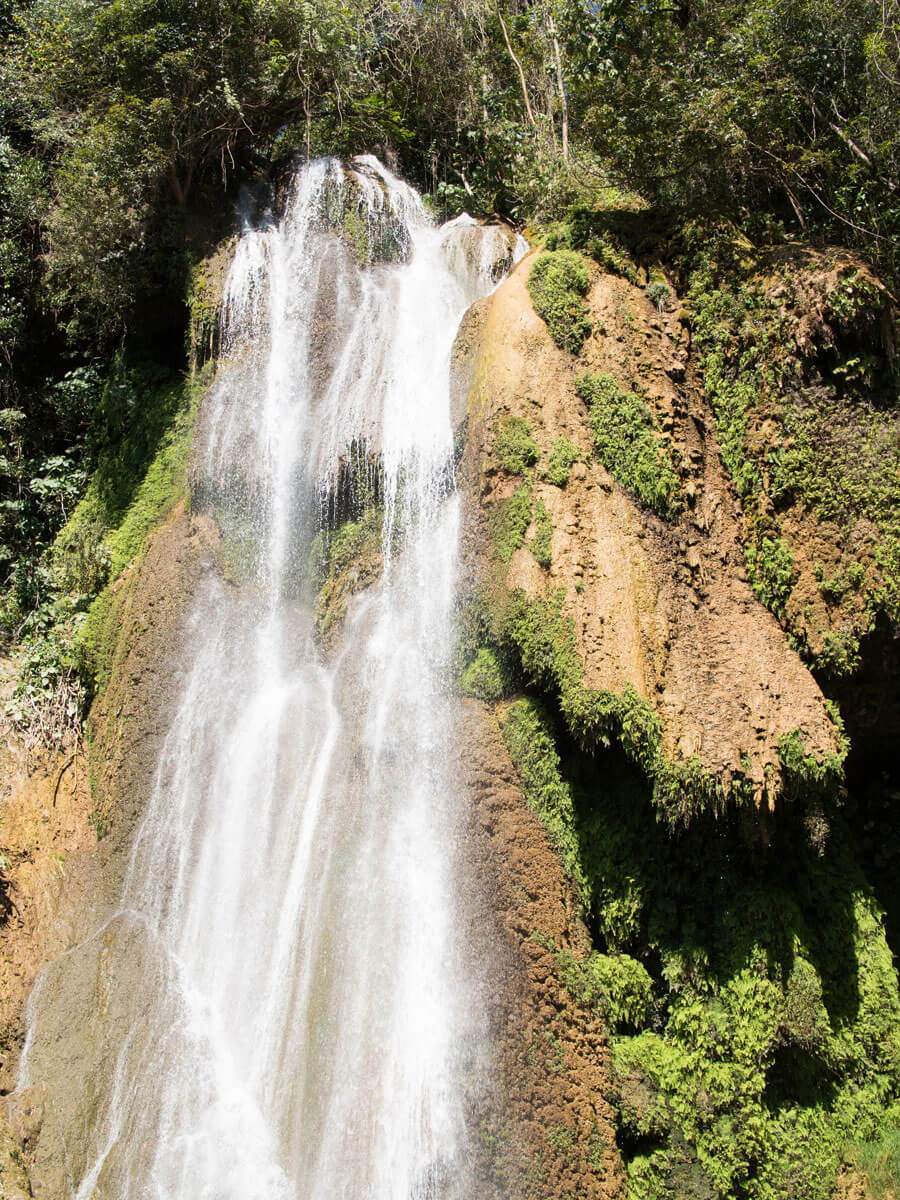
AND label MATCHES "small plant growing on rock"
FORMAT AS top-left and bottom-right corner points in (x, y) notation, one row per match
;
(493, 416), (539, 475)
(527, 250), (592, 354)
(745, 534), (795, 618)
(576, 372), (680, 518)
(540, 437), (579, 487)
(529, 498), (553, 567)
(647, 280), (671, 313)
(489, 483), (533, 564)
(459, 646), (512, 703)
